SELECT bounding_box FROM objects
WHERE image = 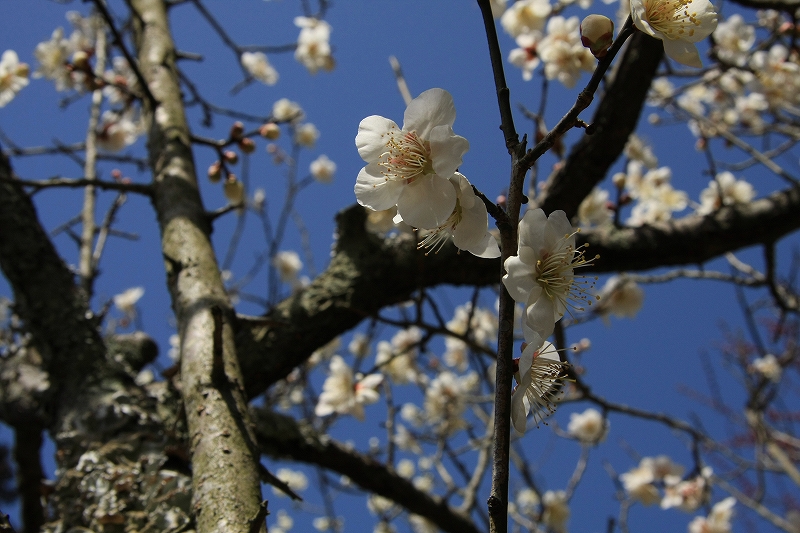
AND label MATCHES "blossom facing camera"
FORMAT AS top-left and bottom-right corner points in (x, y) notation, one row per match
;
(631, 0), (718, 67)
(580, 15), (614, 58)
(355, 88), (470, 230)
